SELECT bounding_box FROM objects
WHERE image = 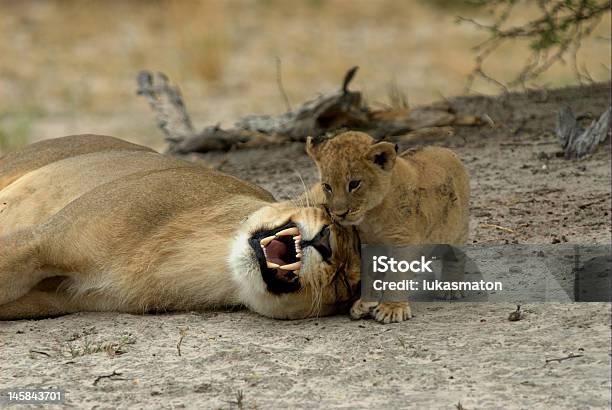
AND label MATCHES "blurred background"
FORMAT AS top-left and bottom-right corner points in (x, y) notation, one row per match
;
(1, 0), (610, 152)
